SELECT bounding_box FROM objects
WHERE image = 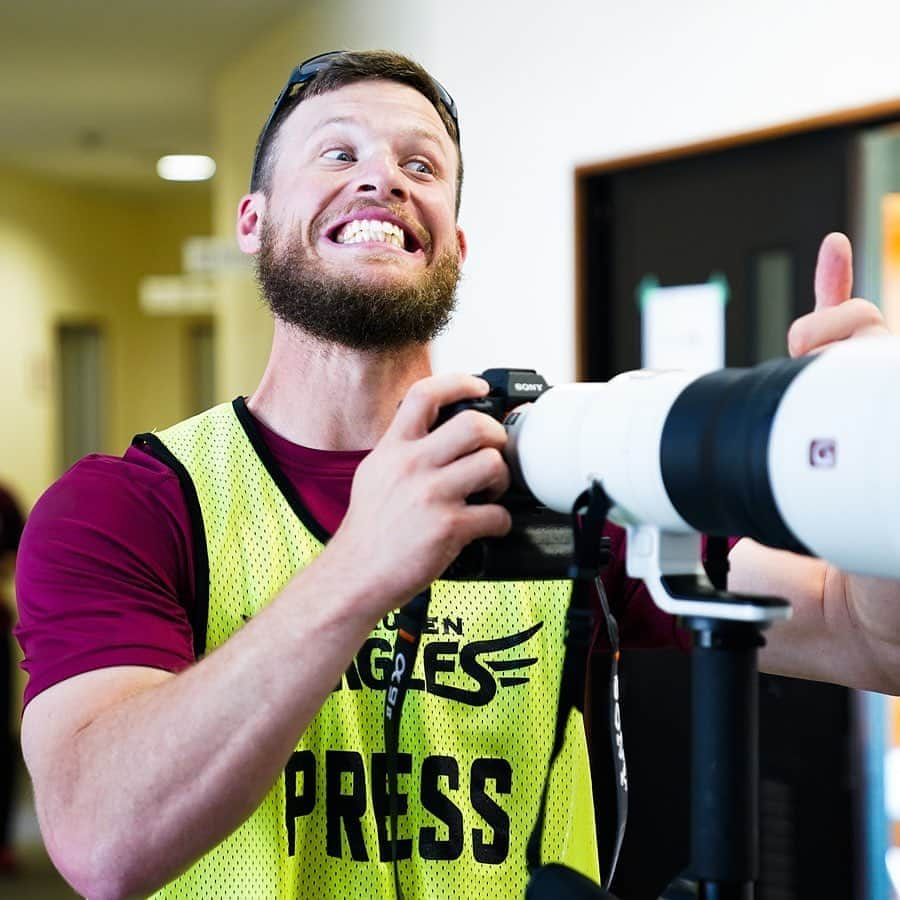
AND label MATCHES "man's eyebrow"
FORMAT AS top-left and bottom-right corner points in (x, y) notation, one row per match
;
(309, 116), (447, 151)
(309, 115), (358, 133)
(400, 126), (446, 150)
